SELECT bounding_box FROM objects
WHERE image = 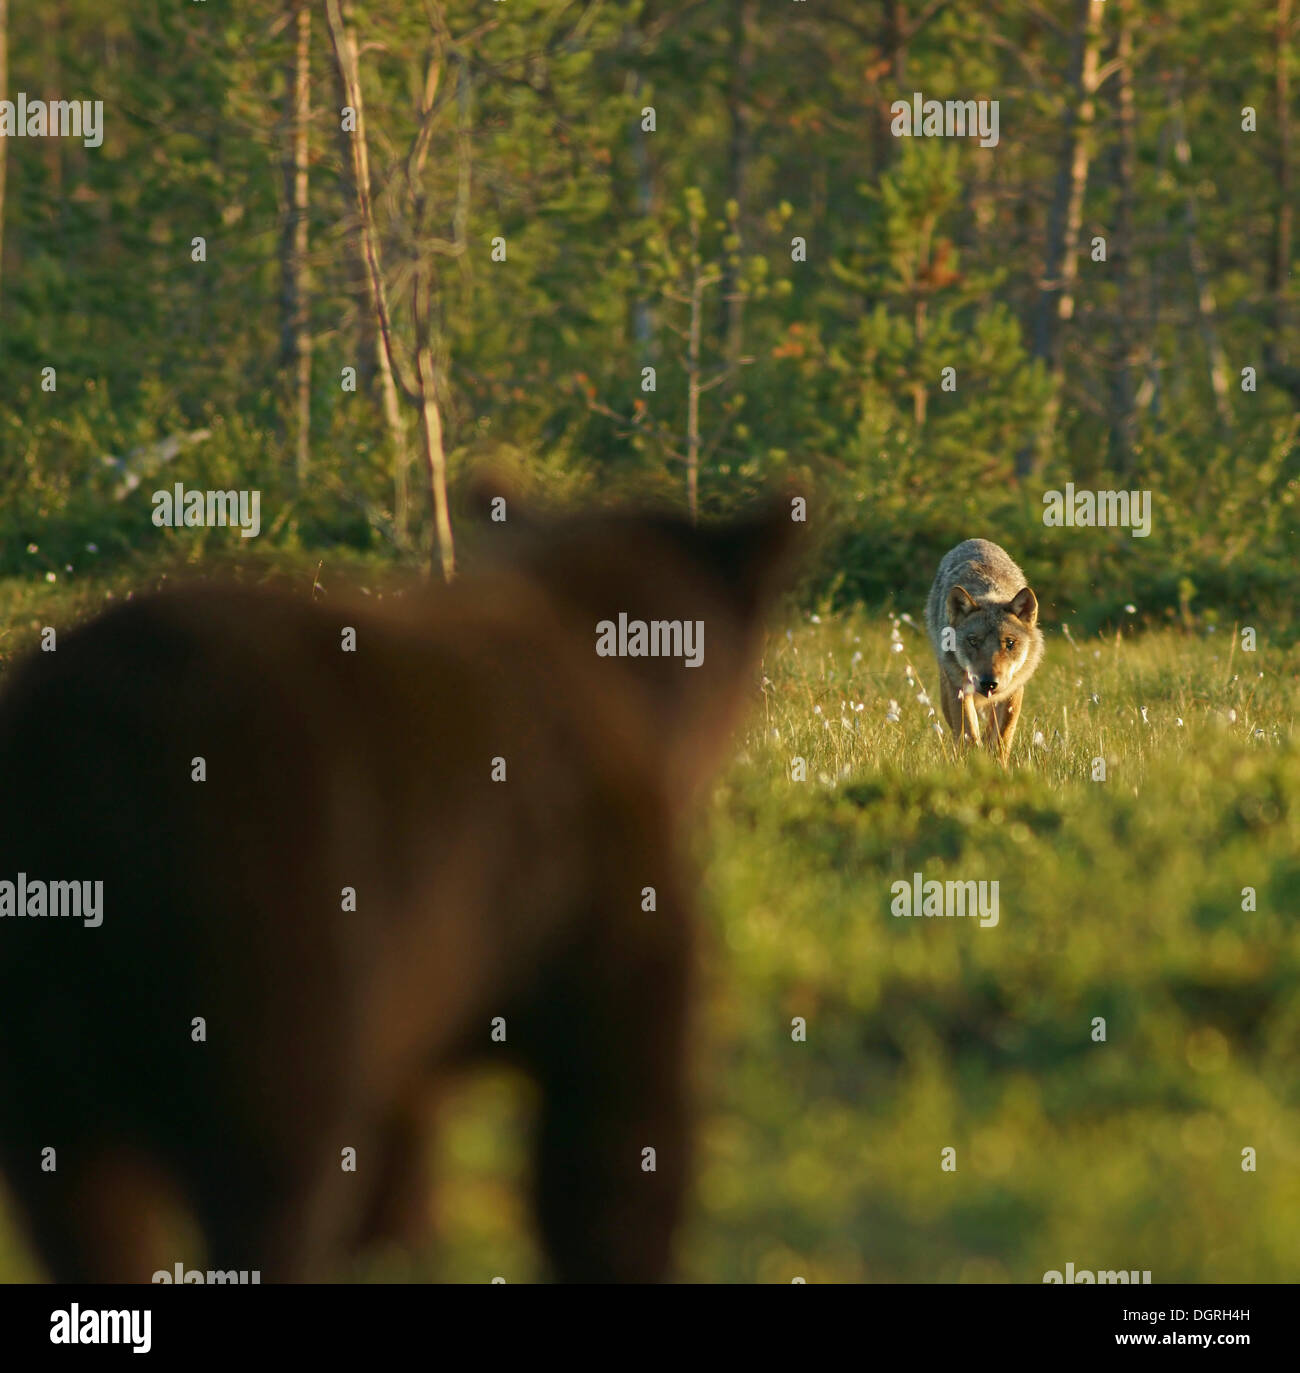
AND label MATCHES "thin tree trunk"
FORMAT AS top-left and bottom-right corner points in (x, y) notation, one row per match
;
(1108, 0), (1139, 473)
(1139, 121), (1175, 426)
(0, 0), (8, 312)
(324, 0), (413, 547)
(43, 5), (63, 244)
(1173, 99), (1233, 431)
(402, 3), (457, 582)
(1019, 0), (1105, 476)
(413, 268), (456, 581)
(1265, 0), (1297, 399)
(686, 219), (704, 522)
(279, 0), (313, 484)
(723, 0), (756, 368)
(874, 0), (910, 170)
(453, 54), (471, 277)
(1275, 0), (1292, 364)
(331, 0), (374, 397)
(628, 69), (655, 351)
